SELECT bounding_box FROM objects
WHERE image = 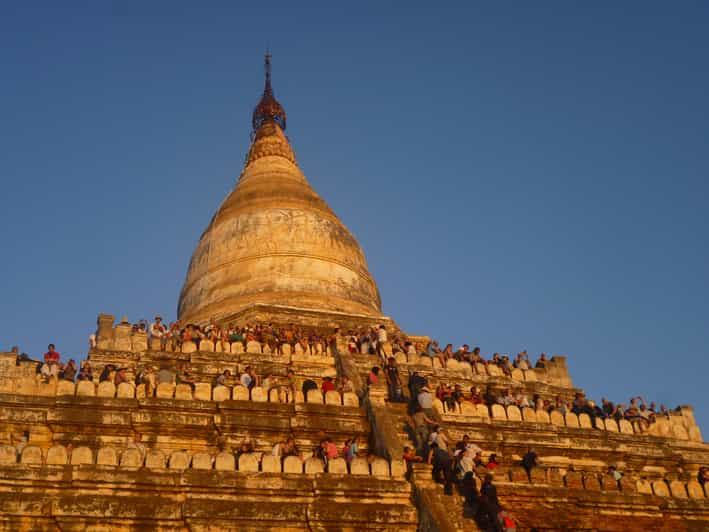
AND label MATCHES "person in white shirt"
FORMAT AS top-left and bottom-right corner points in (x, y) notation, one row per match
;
(376, 325), (388, 360)
(150, 316), (167, 338)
